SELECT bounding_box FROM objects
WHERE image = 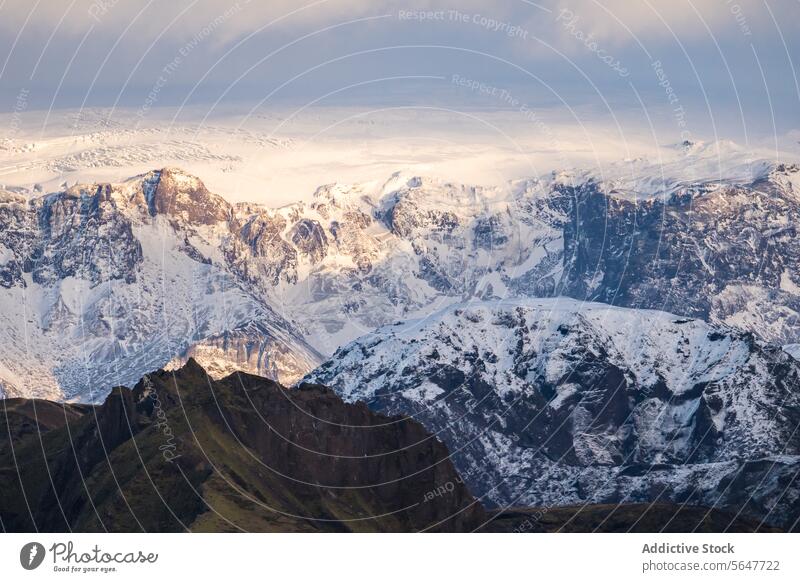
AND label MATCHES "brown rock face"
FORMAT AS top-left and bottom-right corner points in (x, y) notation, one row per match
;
(0, 360), (485, 532)
(146, 168), (231, 225)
